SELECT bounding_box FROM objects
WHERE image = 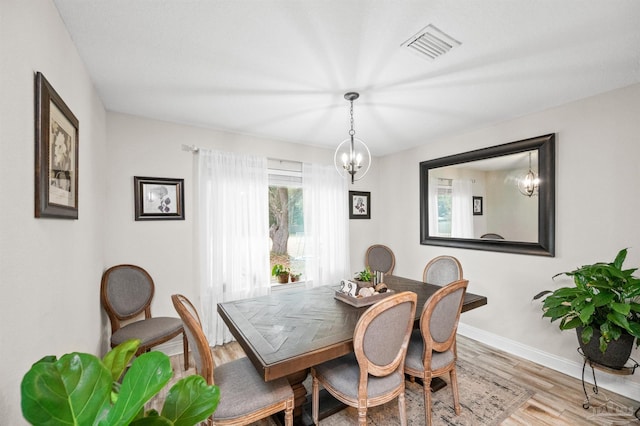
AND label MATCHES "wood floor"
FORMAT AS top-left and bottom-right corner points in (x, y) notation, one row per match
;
(169, 335), (639, 425)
